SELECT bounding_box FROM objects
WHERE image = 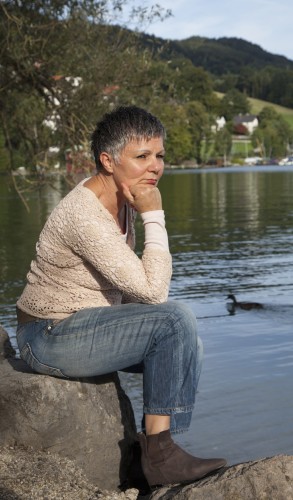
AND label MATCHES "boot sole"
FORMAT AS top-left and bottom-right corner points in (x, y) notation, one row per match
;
(150, 463), (226, 490)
